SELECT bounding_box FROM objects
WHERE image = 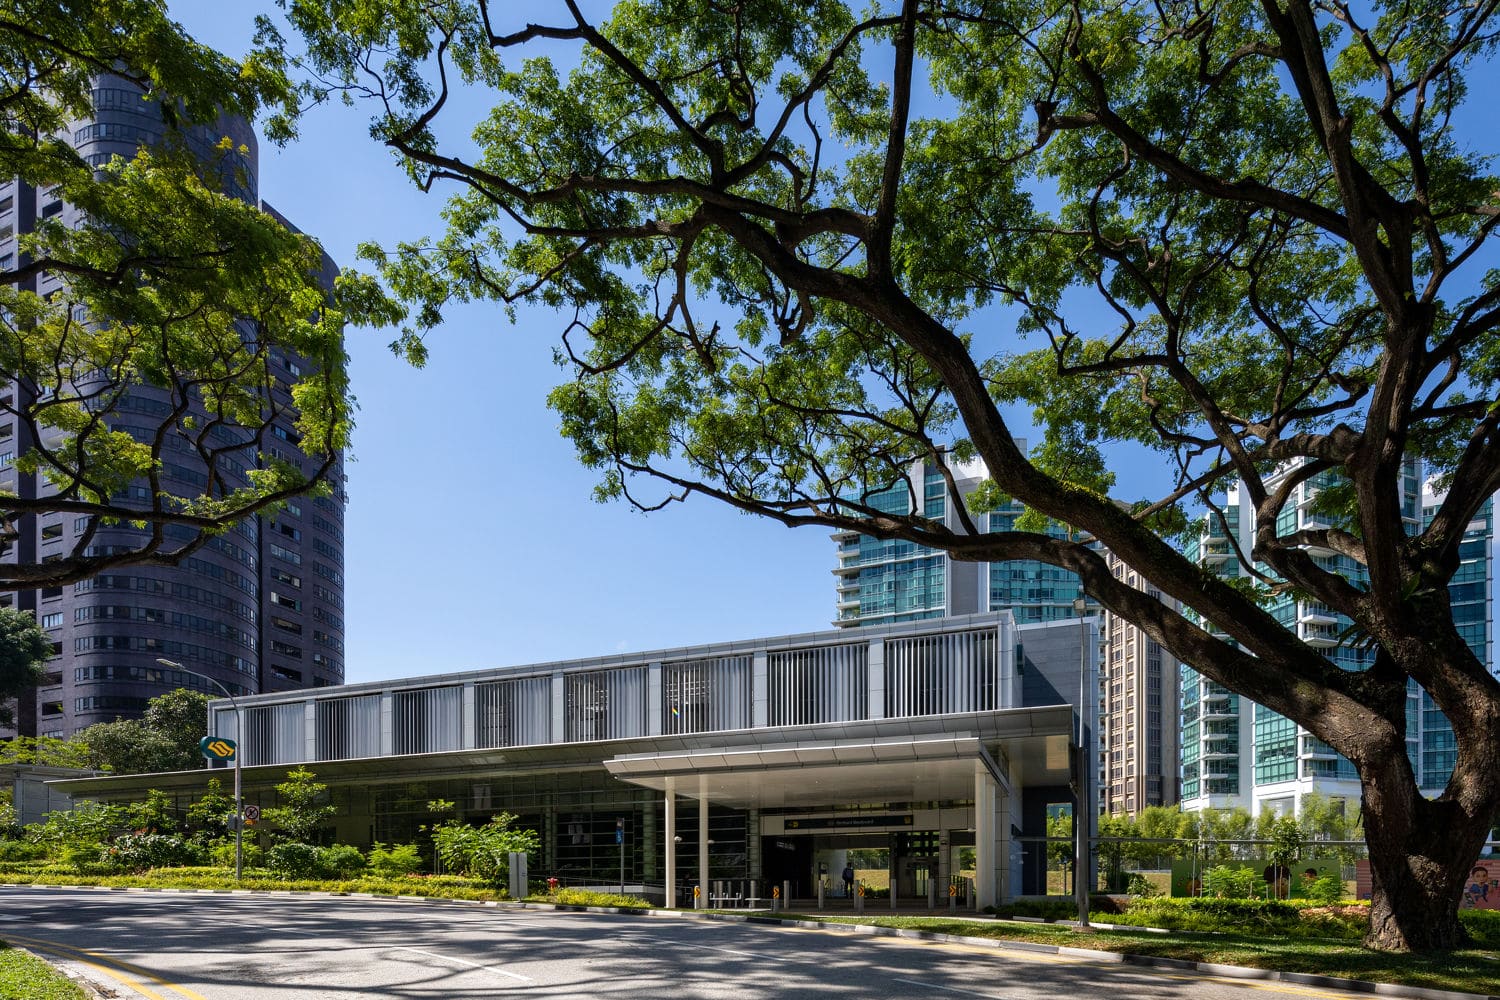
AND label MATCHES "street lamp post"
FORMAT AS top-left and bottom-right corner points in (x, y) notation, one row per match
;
(157, 658), (243, 880)
(1072, 597), (1093, 930)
